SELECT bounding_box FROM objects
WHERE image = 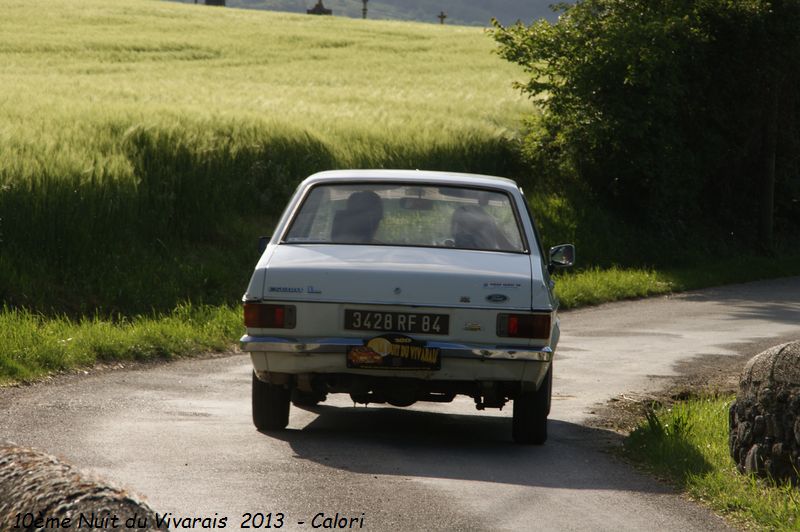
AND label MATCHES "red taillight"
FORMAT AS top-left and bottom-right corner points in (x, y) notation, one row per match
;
(497, 313), (551, 339)
(273, 306), (285, 328)
(244, 303), (296, 329)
